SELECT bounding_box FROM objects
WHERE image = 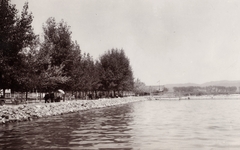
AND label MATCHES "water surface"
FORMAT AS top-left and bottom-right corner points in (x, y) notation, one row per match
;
(1, 99), (240, 149)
